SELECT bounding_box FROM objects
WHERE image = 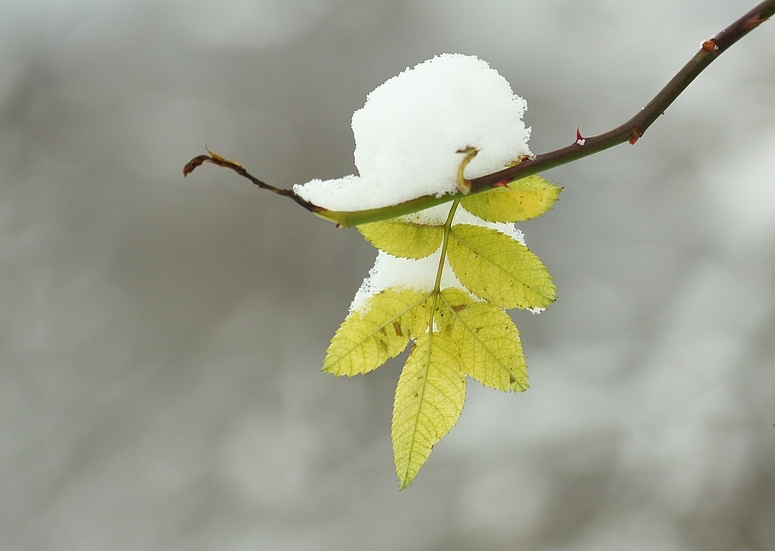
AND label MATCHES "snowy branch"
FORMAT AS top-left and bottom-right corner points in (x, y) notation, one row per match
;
(183, 0), (774, 228)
